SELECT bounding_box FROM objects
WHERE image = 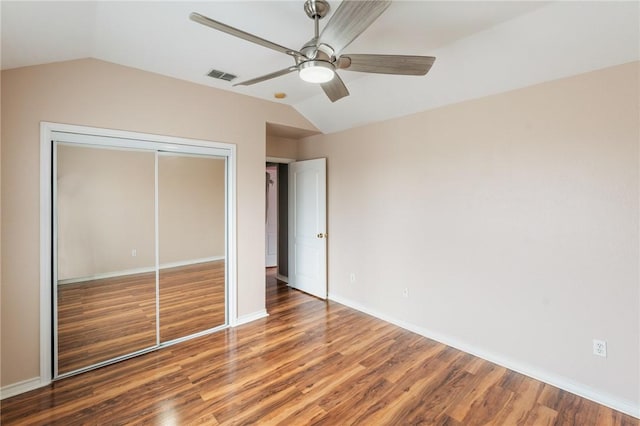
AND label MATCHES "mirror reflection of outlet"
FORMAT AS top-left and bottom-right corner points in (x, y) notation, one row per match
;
(402, 288), (409, 298)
